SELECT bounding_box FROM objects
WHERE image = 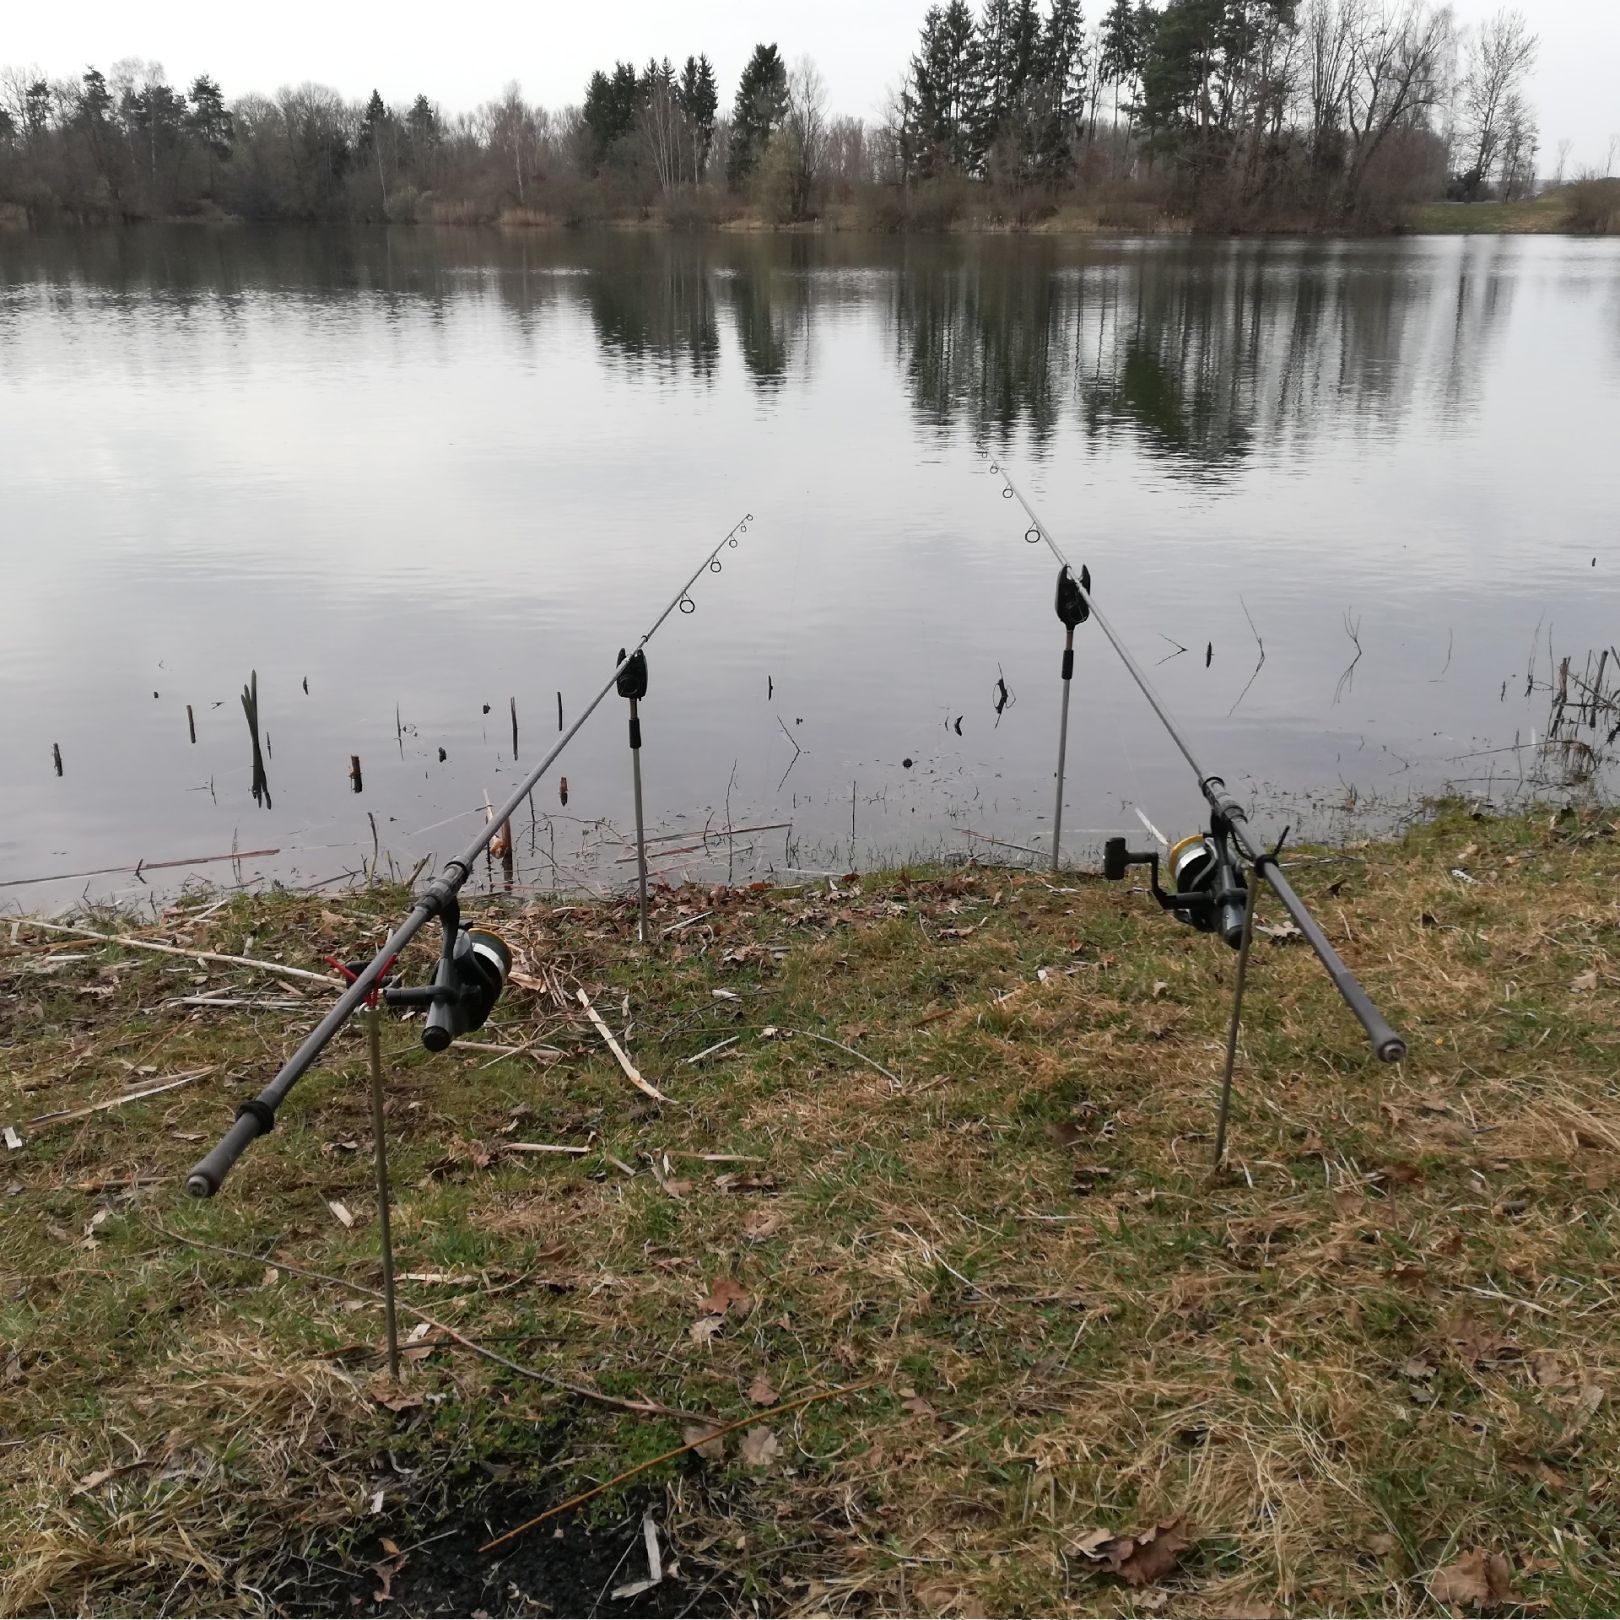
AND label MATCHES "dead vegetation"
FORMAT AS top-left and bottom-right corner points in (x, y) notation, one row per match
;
(3, 801), (1619, 1616)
